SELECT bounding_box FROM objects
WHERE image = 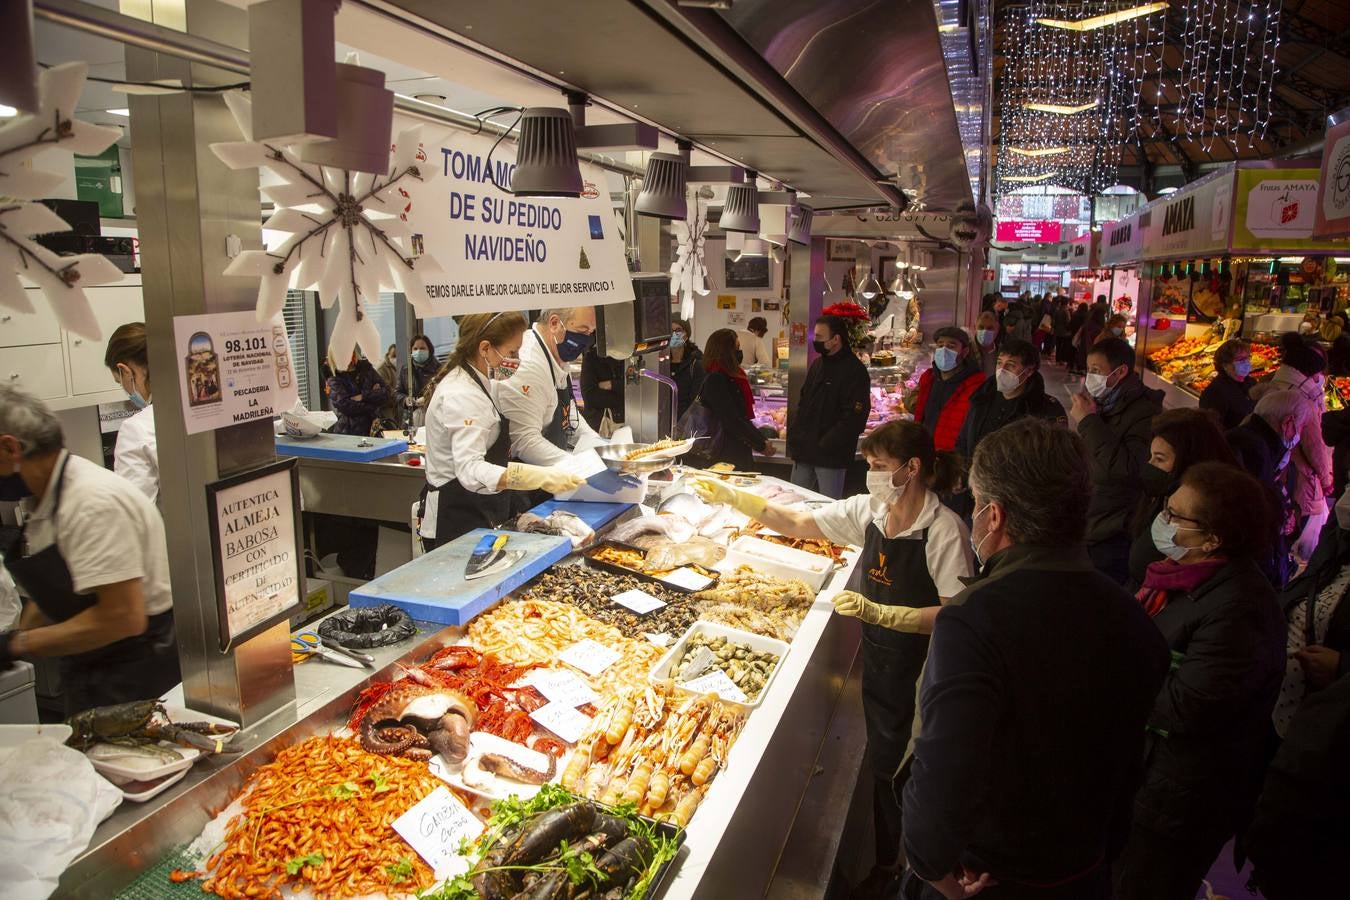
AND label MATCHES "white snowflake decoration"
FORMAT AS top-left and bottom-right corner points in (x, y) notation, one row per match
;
(0, 62), (126, 341)
(669, 193), (708, 321)
(211, 93), (445, 363)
